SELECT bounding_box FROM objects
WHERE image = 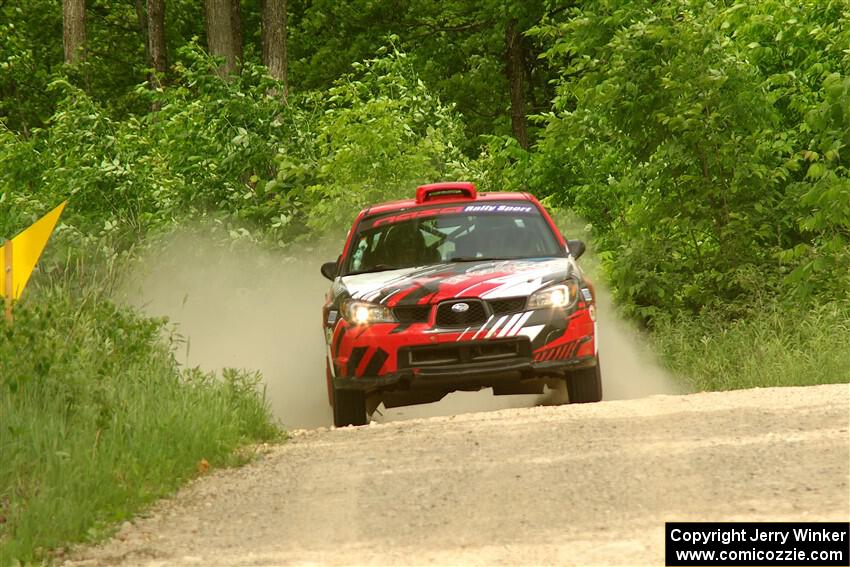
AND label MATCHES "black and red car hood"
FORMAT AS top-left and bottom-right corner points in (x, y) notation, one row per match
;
(336, 257), (574, 307)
